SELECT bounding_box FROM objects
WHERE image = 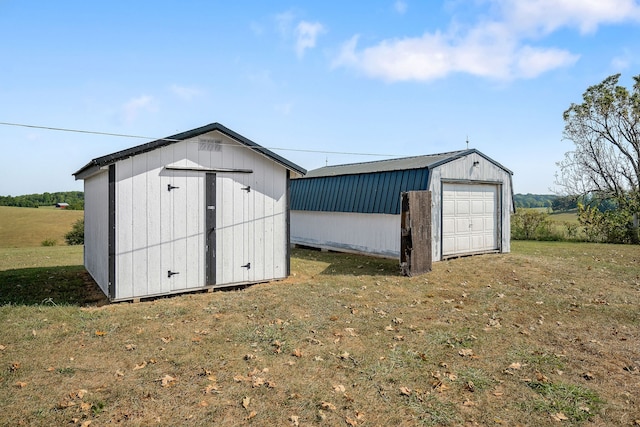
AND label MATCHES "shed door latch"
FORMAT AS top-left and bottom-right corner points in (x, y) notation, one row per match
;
(241, 186), (251, 193)
(241, 262), (251, 269)
(168, 184), (180, 191)
(167, 270), (180, 278)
